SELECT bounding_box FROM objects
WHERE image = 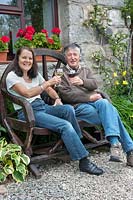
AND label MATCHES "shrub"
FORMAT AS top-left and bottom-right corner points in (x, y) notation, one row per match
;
(0, 137), (30, 183)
